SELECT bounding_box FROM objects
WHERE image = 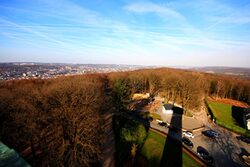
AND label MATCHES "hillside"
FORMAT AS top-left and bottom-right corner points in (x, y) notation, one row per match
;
(0, 67), (249, 166)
